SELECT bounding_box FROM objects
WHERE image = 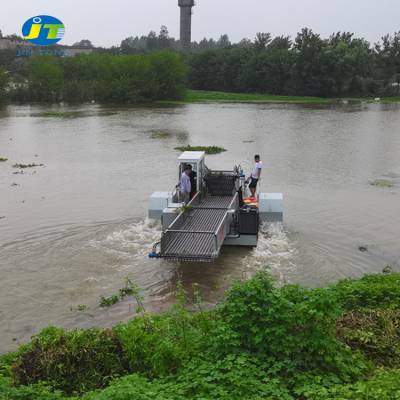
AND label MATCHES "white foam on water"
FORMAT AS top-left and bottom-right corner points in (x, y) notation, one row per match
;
(242, 222), (296, 283)
(89, 218), (162, 259)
